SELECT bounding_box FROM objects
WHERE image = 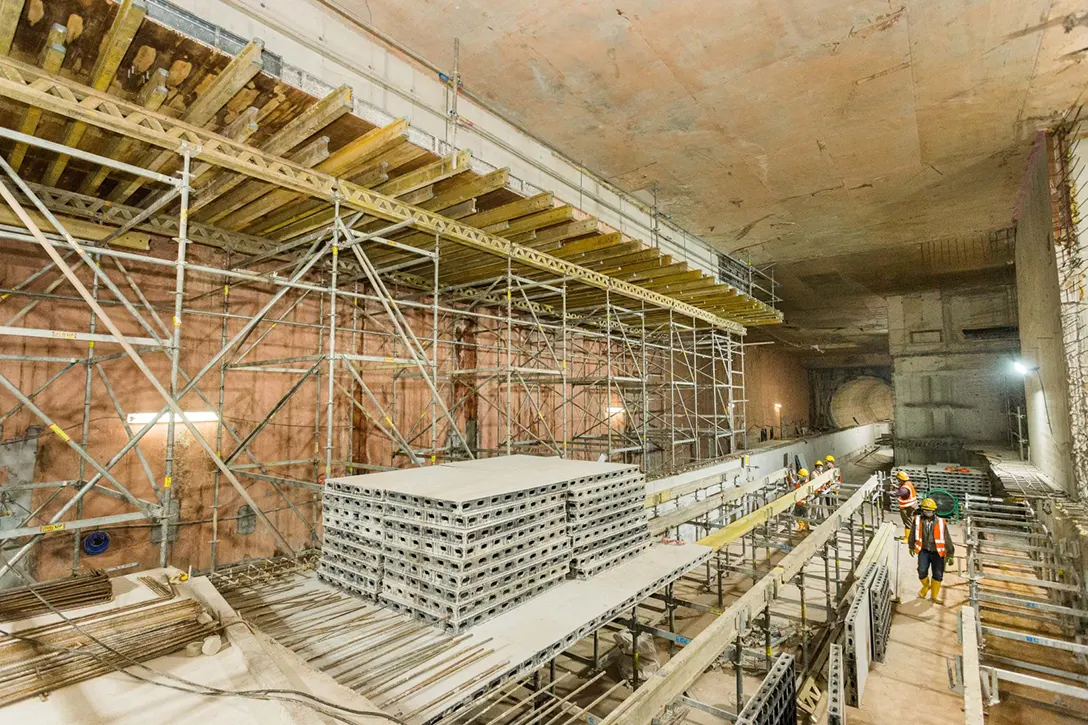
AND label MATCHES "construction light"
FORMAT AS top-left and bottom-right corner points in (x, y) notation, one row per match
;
(126, 411), (219, 425)
(774, 403), (782, 411)
(607, 406), (626, 415)
(1012, 360), (1037, 376)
